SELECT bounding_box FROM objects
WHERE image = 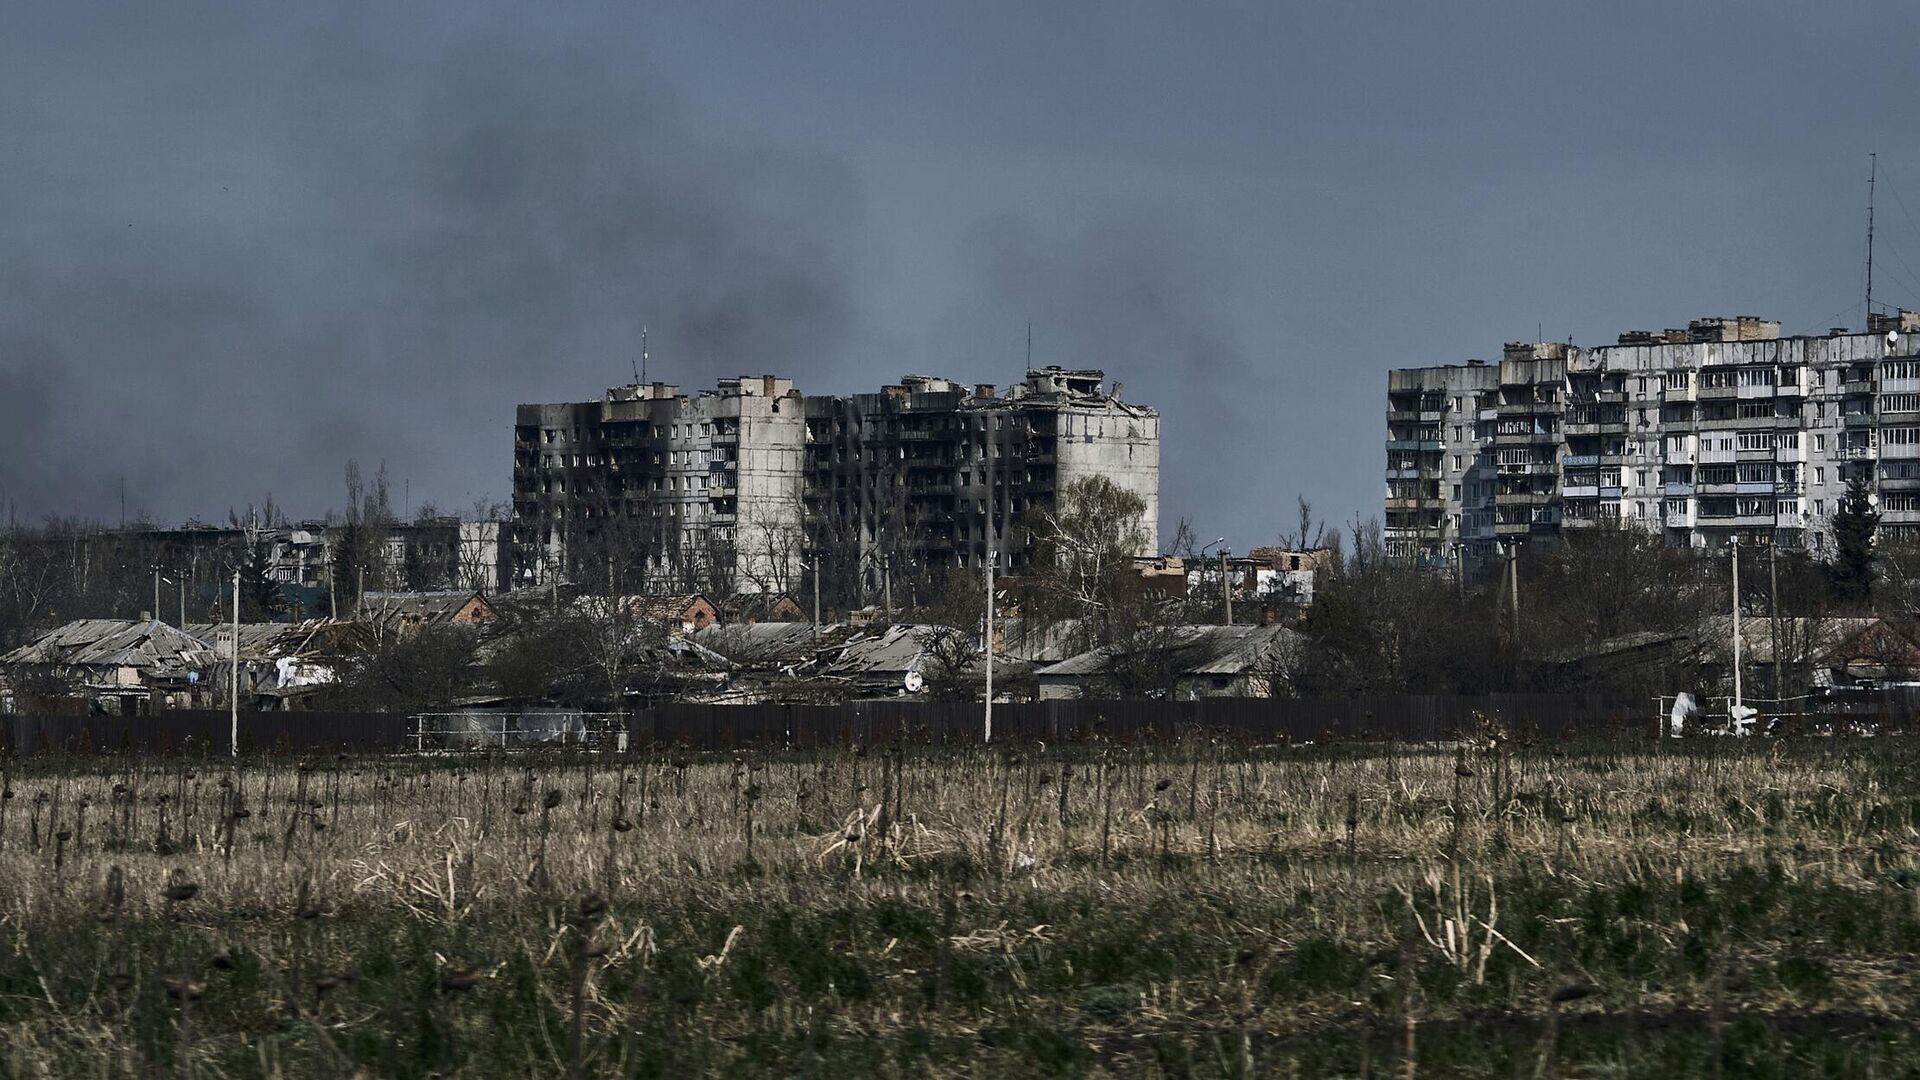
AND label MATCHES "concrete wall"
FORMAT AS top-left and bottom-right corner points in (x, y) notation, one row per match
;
(1055, 406), (1160, 554)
